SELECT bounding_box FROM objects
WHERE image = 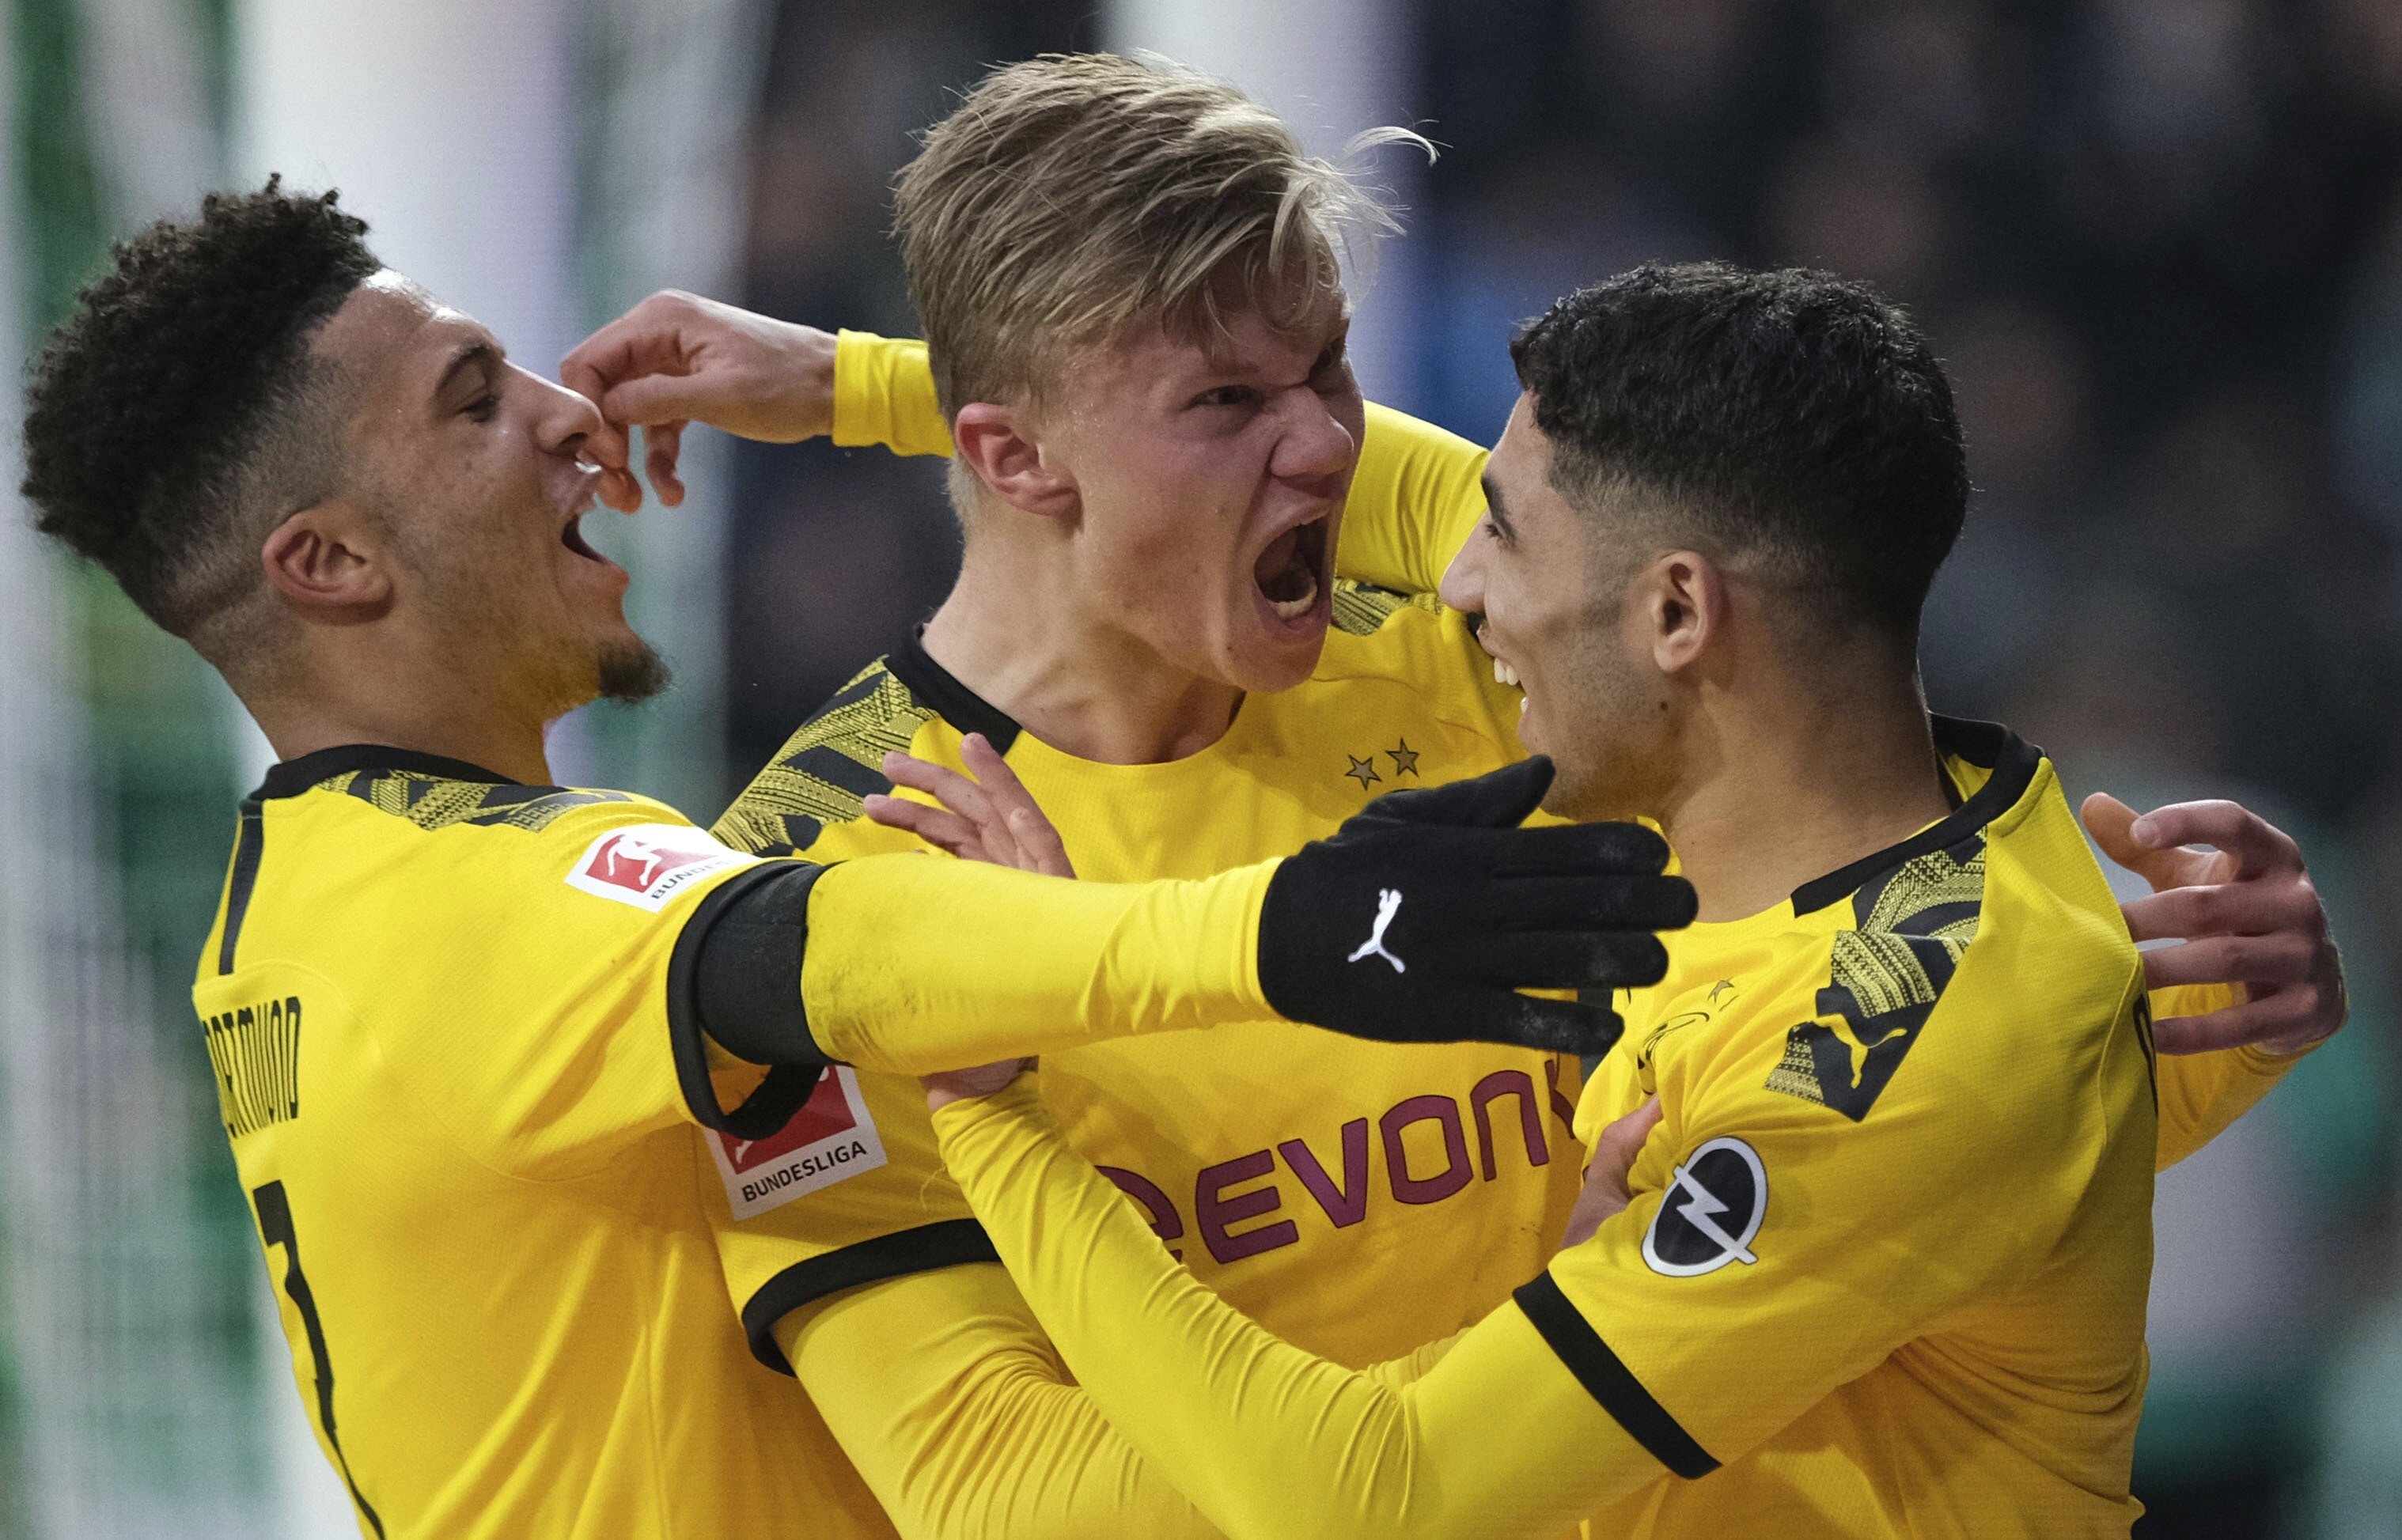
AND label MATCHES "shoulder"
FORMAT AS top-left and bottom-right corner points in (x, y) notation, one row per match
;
(714, 657), (950, 857)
